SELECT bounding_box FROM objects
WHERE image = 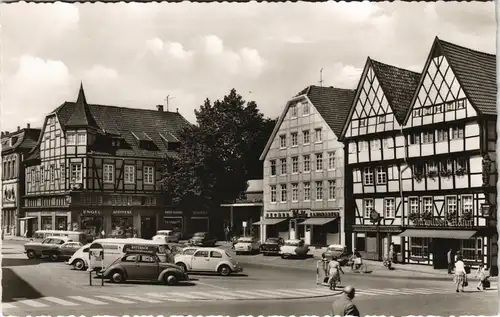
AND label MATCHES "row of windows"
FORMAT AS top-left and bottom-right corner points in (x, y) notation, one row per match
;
(411, 98), (467, 118)
(362, 167), (387, 185)
(410, 237), (481, 261)
(362, 198), (395, 219)
(66, 132), (87, 146)
(270, 151), (336, 176)
(2, 158), (17, 180)
(279, 128), (322, 148)
(270, 180), (336, 203)
(289, 101), (310, 118)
